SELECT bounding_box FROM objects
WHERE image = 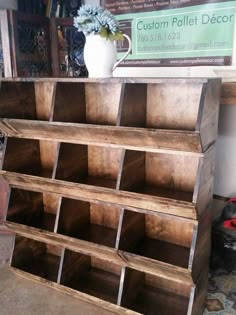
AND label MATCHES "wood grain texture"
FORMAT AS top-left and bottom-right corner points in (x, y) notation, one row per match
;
(0, 83), (36, 119)
(190, 210), (211, 282)
(55, 143), (88, 182)
(57, 198), (90, 237)
(86, 83), (123, 125)
(0, 77), (209, 84)
(0, 176), (10, 221)
(53, 83), (86, 123)
(118, 211), (145, 252)
(199, 79), (221, 151)
(147, 83), (203, 130)
(118, 150), (145, 191)
(118, 84), (146, 127)
(2, 138), (42, 176)
(195, 145), (215, 218)
(35, 82), (56, 121)
(88, 146), (122, 184)
(0, 119), (203, 154)
(189, 269), (208, 315)
(0, 171), (197, 219)
(39, 140), (59, 179)
(145, 152), (199, 198)
(221, 82), (236, 105)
